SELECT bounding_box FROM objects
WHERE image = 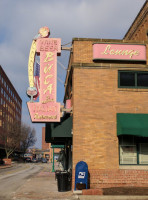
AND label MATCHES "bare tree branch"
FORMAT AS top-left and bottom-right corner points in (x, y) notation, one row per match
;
(20, 123), (37, 153)
(0, 115), (36, 158)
